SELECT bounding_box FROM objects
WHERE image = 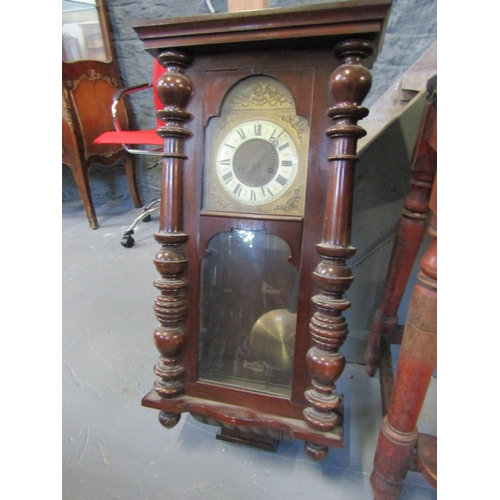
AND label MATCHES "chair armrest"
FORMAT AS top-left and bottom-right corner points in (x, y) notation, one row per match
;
(112, 82), (152, 132)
